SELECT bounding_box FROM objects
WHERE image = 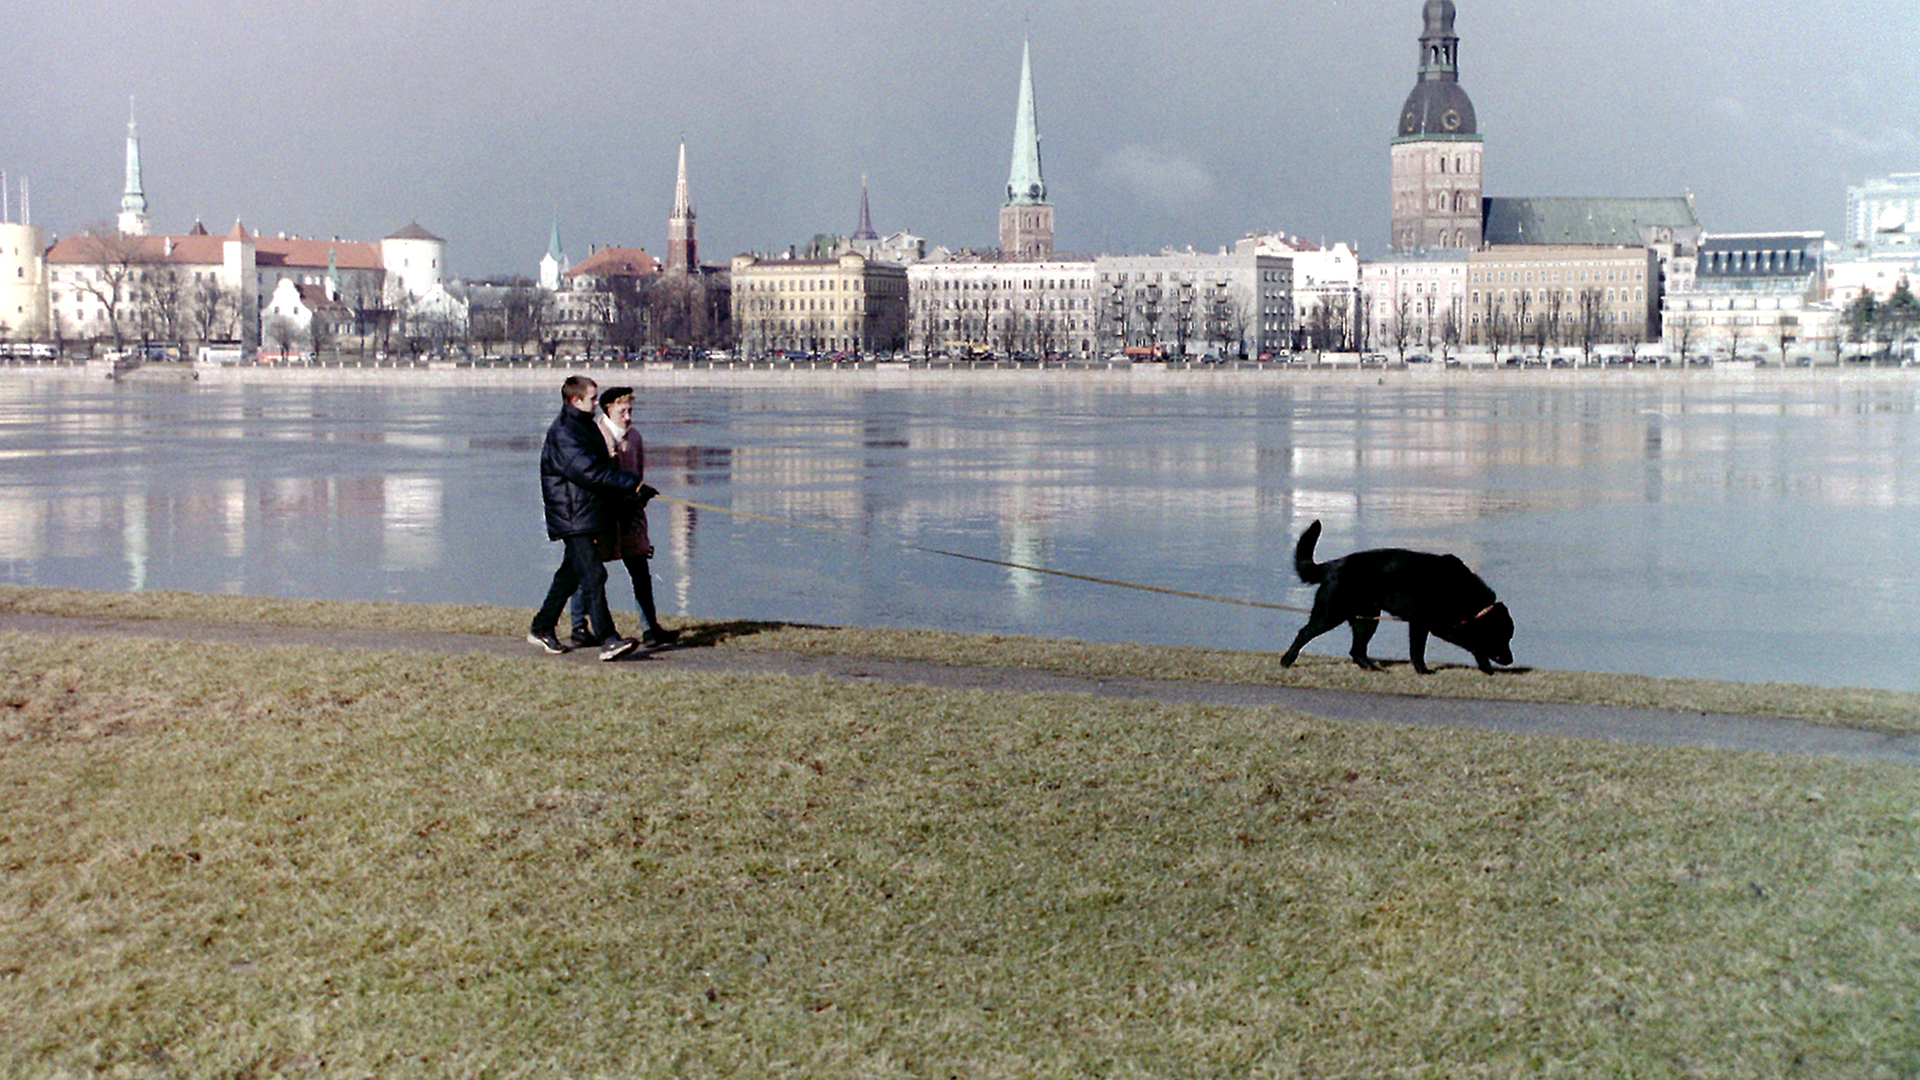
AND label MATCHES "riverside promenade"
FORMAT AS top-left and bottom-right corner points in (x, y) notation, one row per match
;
(7, 608), (1917, 769)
